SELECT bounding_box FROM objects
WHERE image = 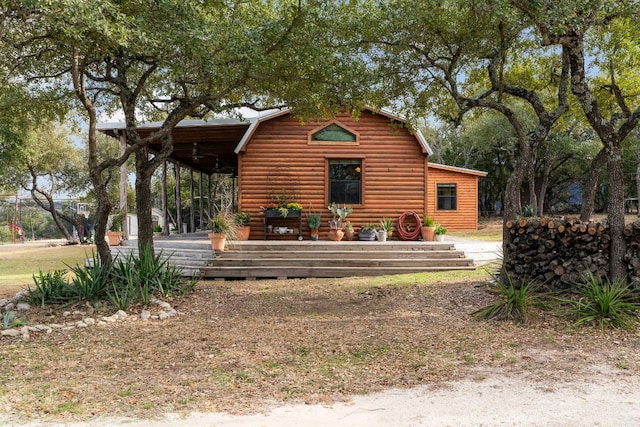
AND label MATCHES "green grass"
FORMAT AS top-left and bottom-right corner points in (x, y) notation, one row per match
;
(370, 262), (499, 287)
(0, 245), (92, 291)
(449, 229), (502, 241)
